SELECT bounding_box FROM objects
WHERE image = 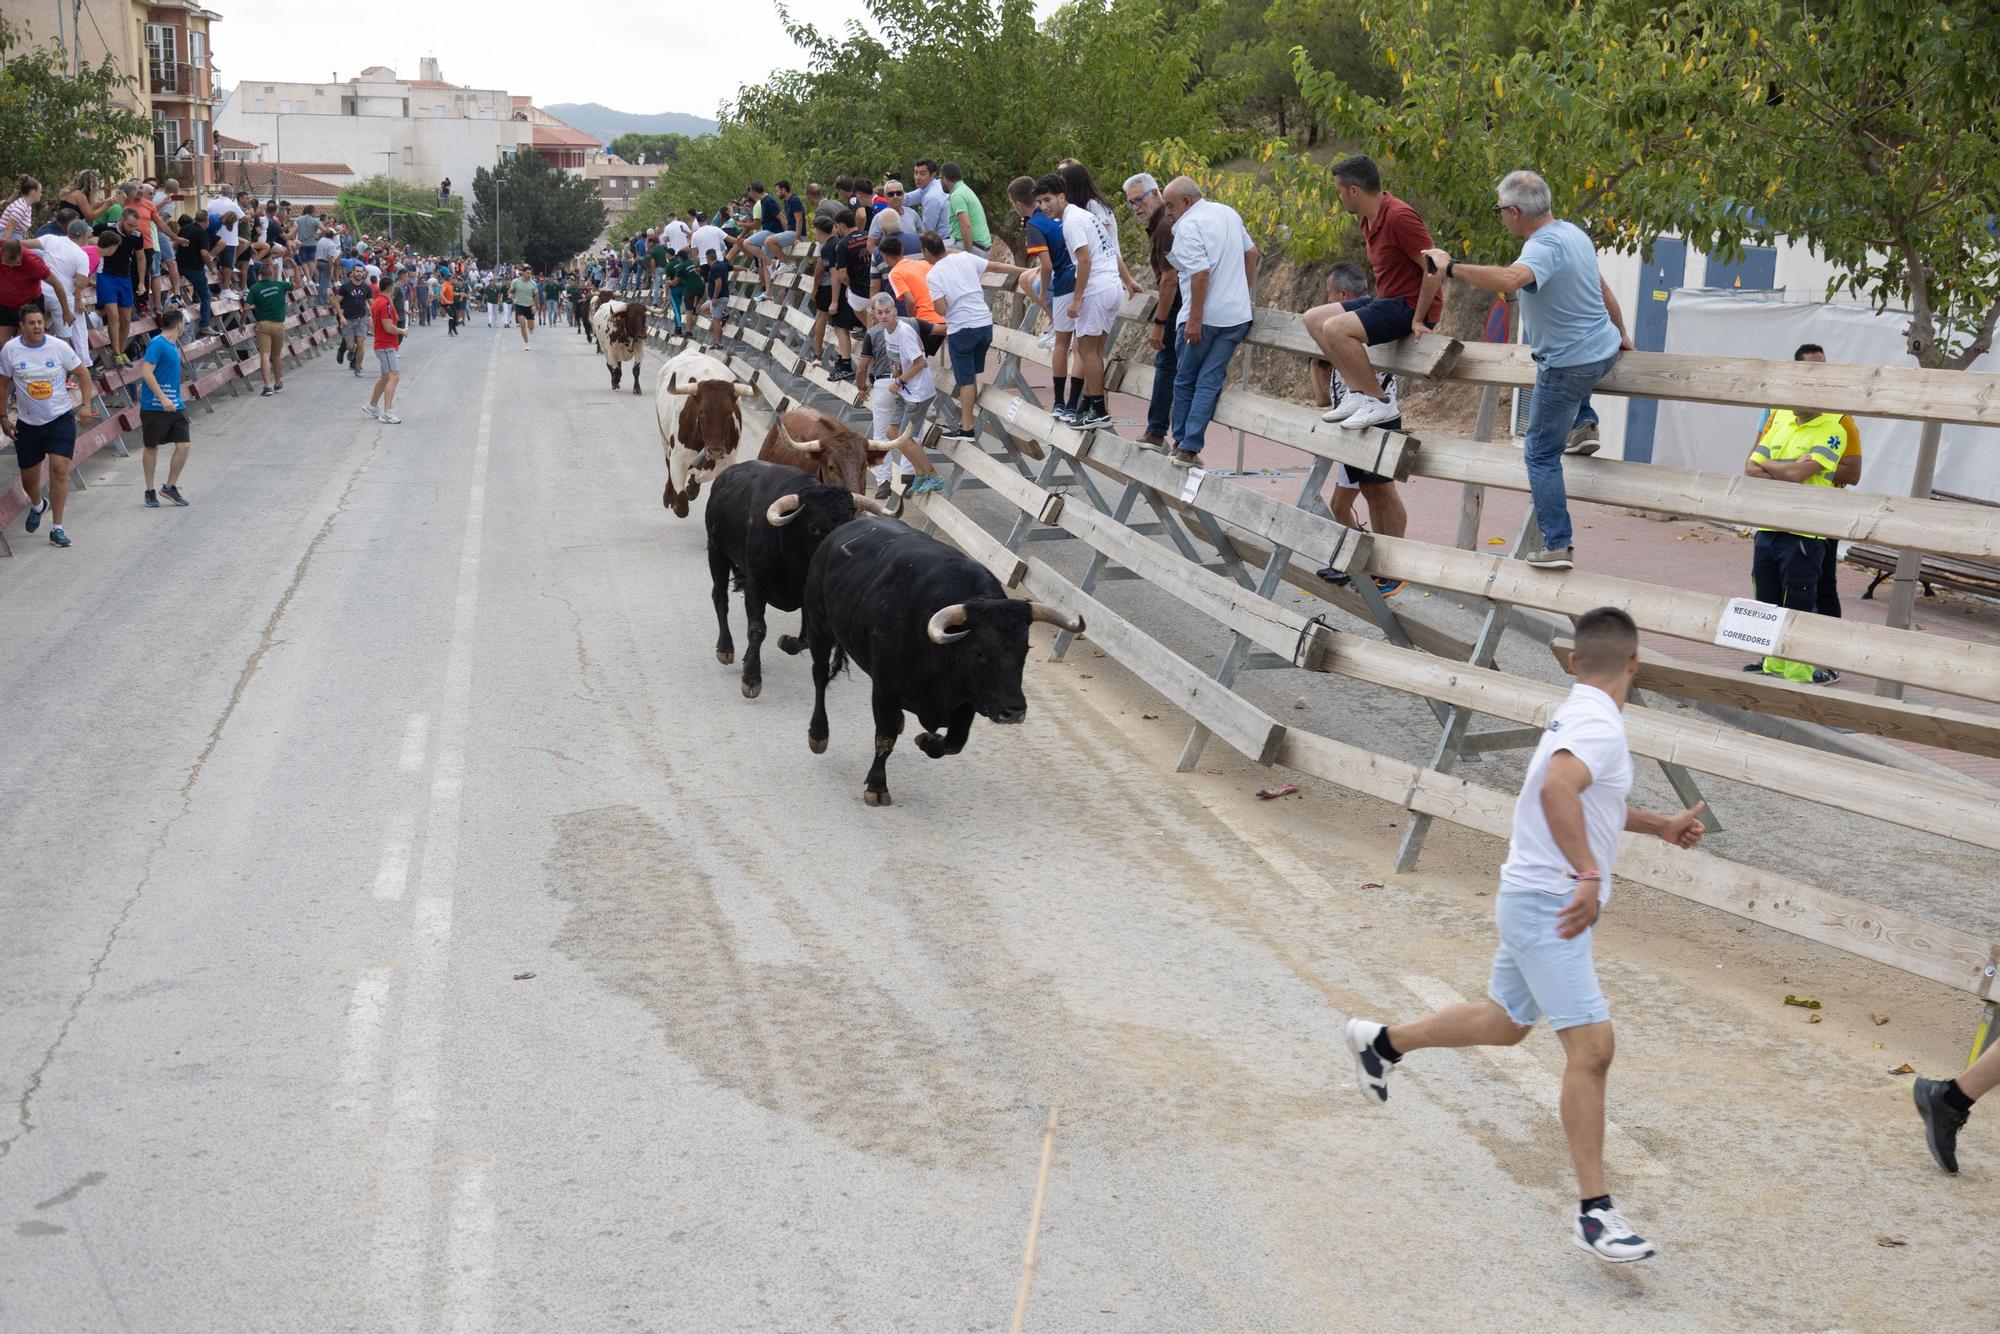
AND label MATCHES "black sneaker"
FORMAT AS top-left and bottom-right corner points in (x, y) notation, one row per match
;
(1073, 405), (1112, 429)
(24, 498), (46, 533)
(48, 525), (71, 548)
(1914, 1077), (1969, 1174)
(273, 380), (284, 392)
(1317, 568), (1353, 586)
(938, 426), (975, 441)
(1741, 662), (1766, 673)
(335, 343), (346, 364)
(1809, 668), (1842, 686)
(144, 489), (160, 508)
(160, 484), (189, 507)
(260, 385), (274, 396)
(1050, 403), (1078, 425)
